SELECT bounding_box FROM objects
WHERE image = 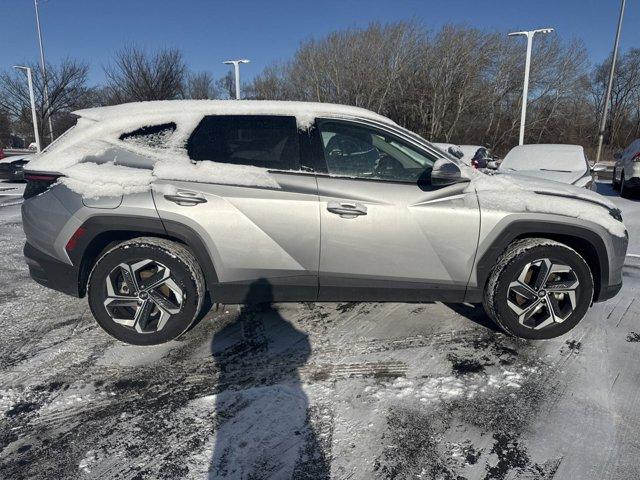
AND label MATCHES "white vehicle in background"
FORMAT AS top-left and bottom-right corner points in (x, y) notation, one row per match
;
(499, 144), (606, 190)
(613, 139), (640, 198)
